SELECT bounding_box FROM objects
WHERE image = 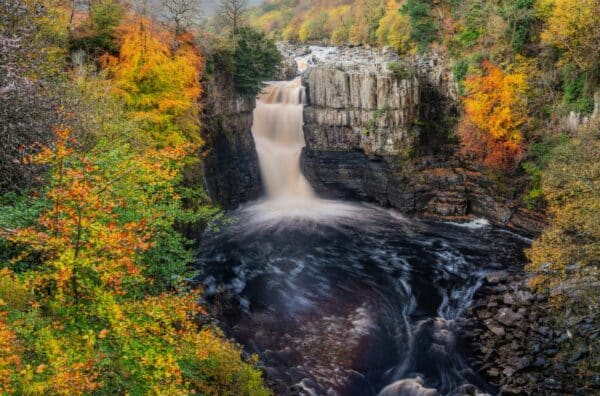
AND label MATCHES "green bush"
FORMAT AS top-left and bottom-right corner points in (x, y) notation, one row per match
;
(522, 133), (568, 208)
(387, 61), (411, 80)
(452, 59), (469, 95)
(401, 0), (437, 53)
(562, 68), (595, 114)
